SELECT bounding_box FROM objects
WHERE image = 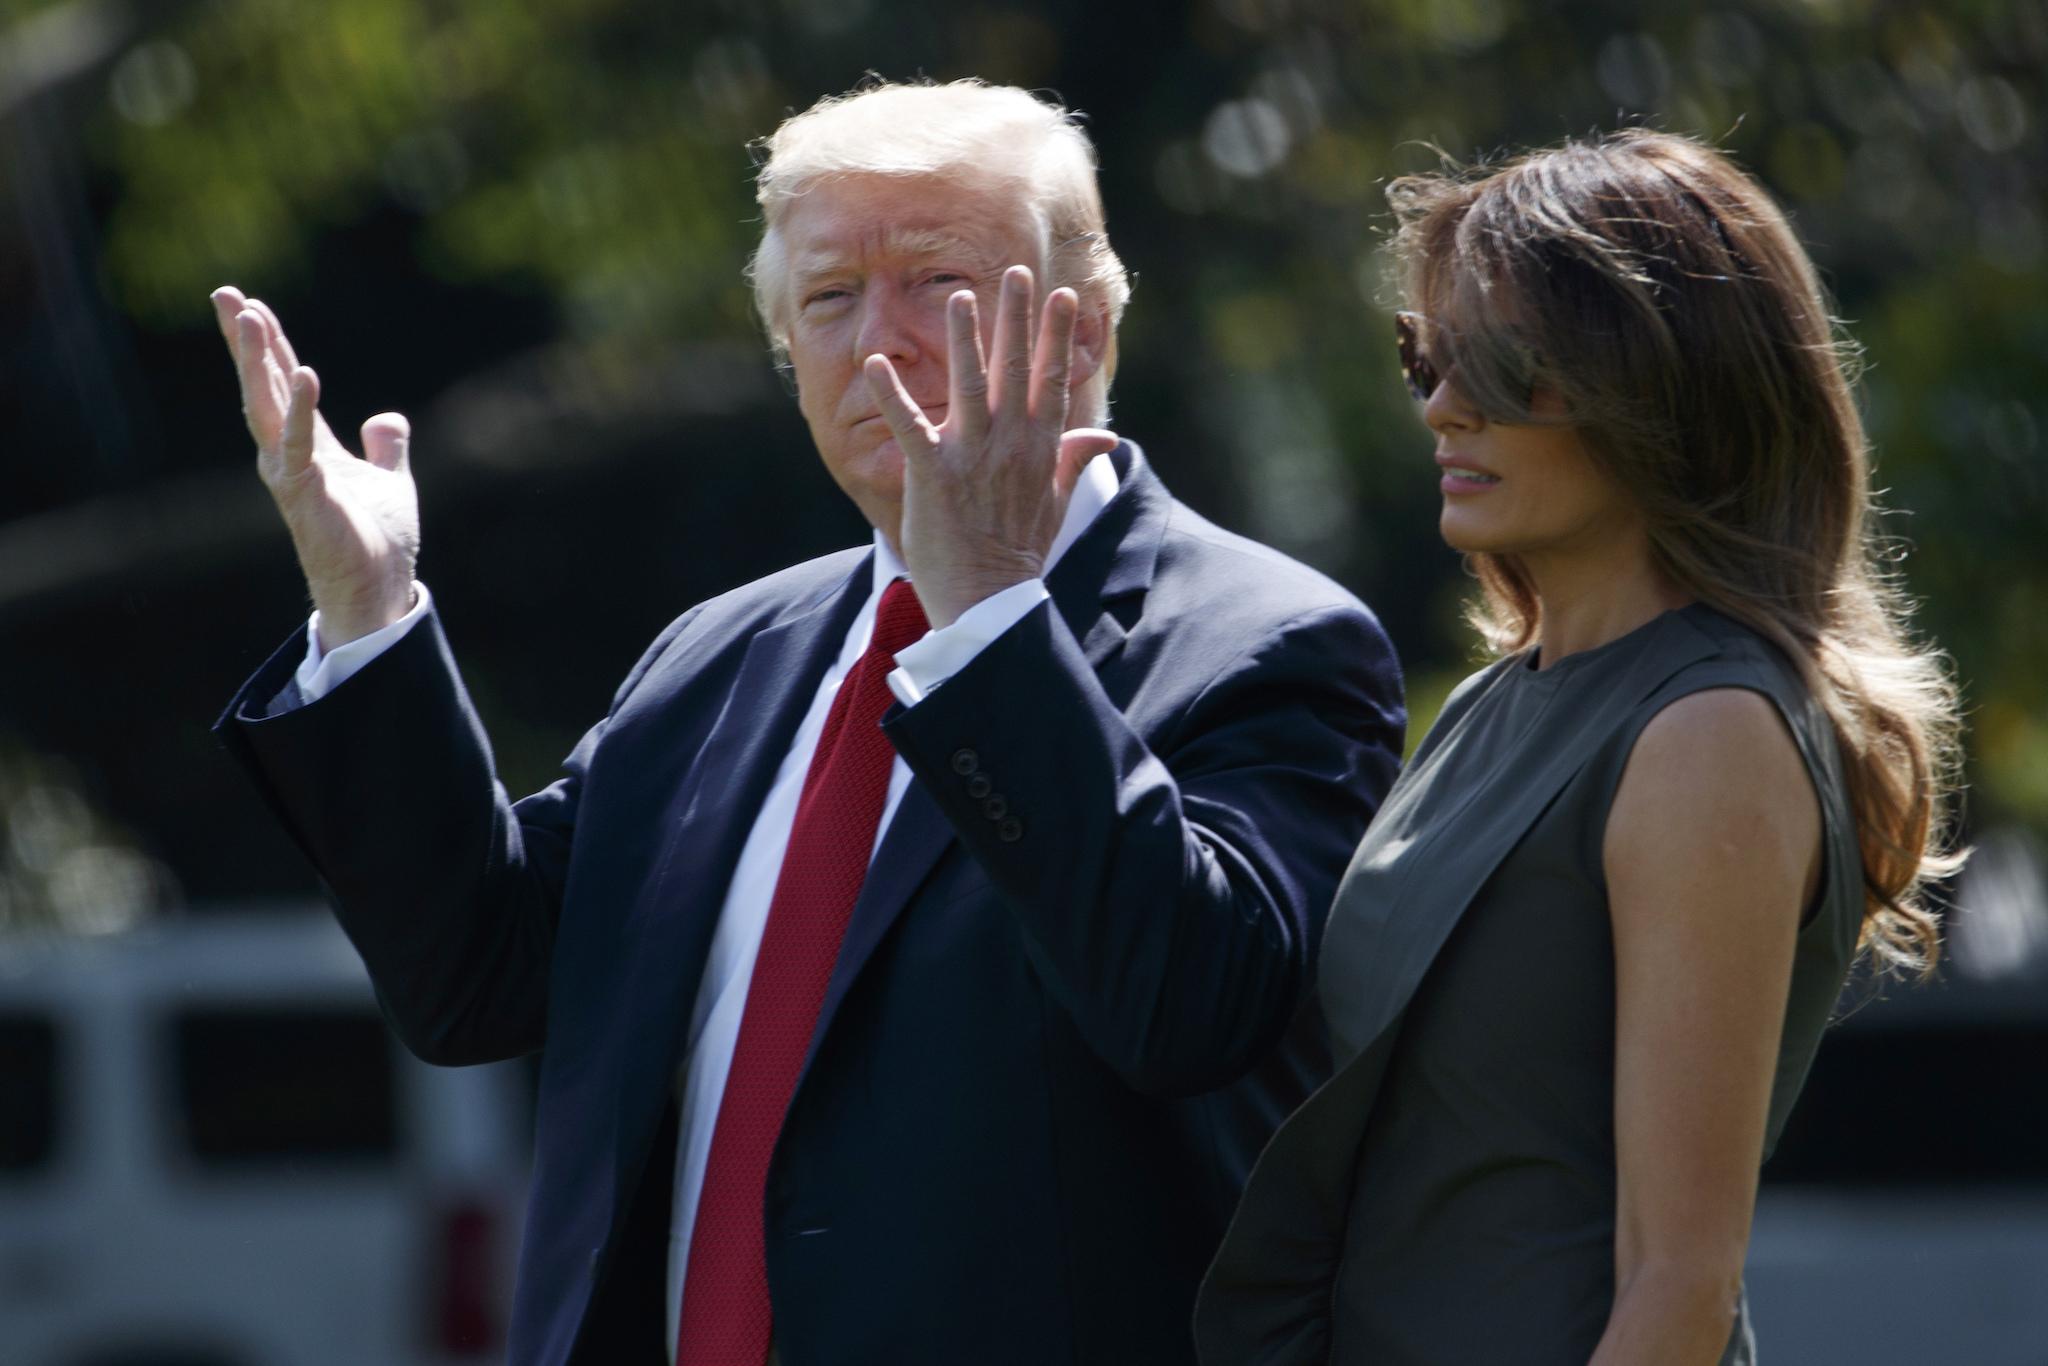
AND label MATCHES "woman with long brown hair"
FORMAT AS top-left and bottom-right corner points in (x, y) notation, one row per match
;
(1194, 129), (1963, 1365)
